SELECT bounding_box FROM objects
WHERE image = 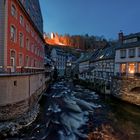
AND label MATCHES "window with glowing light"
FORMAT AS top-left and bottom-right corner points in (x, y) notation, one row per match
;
(128, 63), (135, 74)
(138, 63), (140, 73)
(120, 63), (126, 73)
